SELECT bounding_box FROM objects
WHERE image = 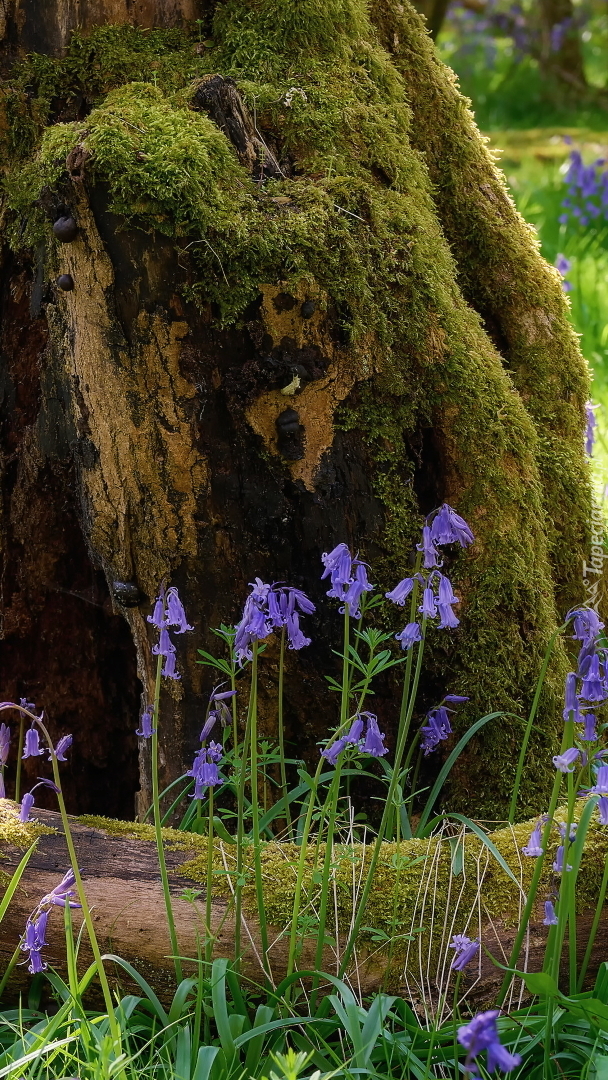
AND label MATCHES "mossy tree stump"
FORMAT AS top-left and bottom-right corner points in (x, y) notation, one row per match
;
(0, 0), (591, 819)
